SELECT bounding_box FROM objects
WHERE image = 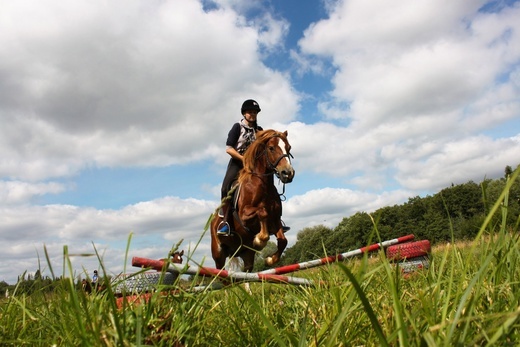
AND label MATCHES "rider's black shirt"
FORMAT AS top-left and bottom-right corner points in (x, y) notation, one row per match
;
(226, 119), (263, 155)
